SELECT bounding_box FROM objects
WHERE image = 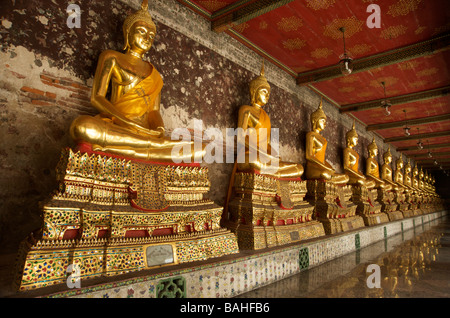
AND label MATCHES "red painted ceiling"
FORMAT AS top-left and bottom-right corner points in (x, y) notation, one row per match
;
(179, 0), (450, 168)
